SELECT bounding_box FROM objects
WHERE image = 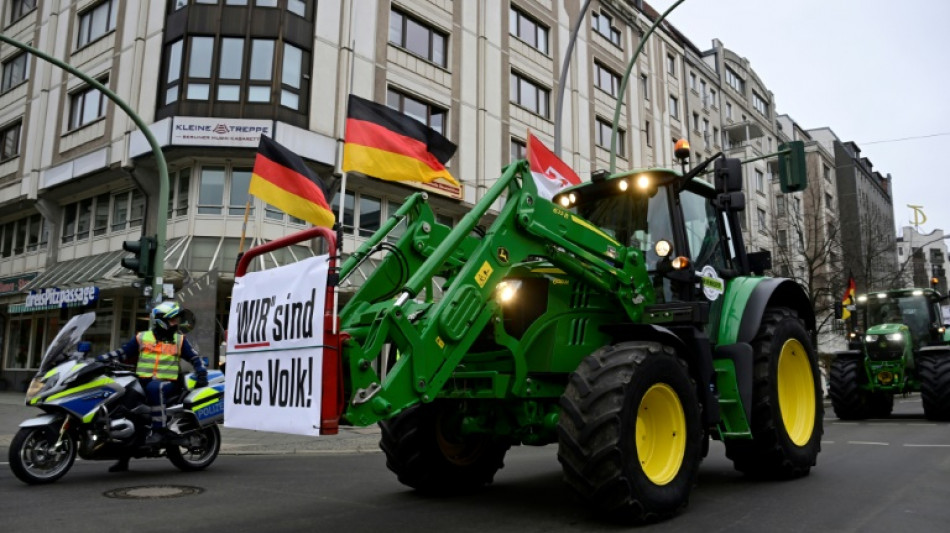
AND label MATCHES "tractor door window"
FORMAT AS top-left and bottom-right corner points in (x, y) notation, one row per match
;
(639, 187), (674, 270)
(681, 190), (729, 272)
